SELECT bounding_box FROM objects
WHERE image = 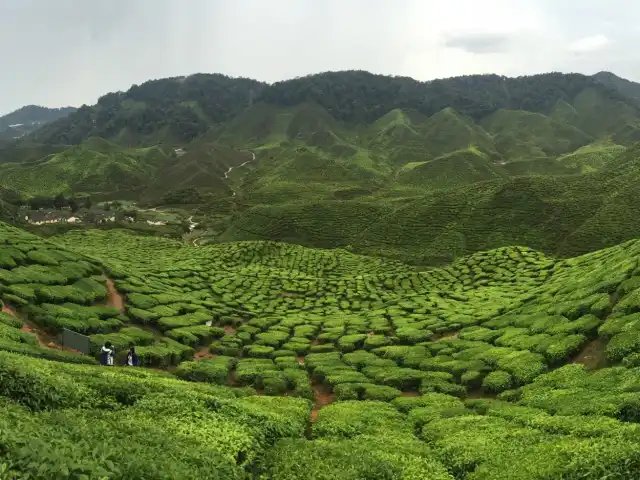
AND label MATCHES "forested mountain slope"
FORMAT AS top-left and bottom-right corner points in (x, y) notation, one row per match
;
(0, 105), (76, 138)
(3, 70), (640, 265)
